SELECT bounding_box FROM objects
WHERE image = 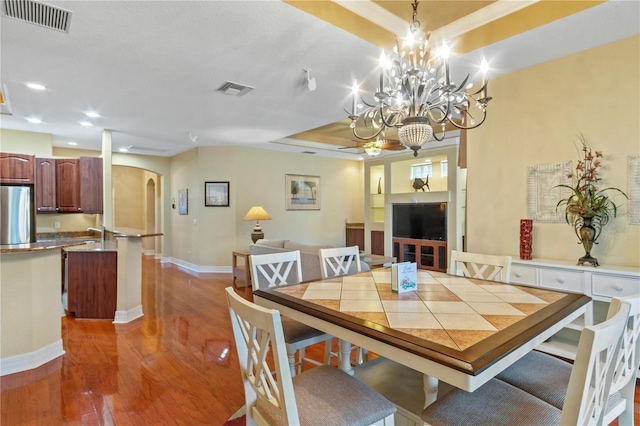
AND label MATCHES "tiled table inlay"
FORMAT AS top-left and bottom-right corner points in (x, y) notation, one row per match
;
(275, 269), (570, 351)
